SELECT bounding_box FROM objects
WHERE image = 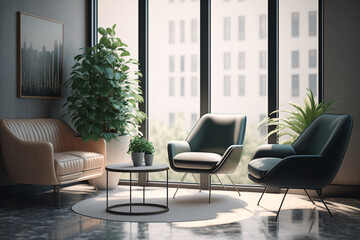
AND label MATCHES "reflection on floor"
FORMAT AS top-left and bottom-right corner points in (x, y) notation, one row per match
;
(0, 184), (360, 240)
